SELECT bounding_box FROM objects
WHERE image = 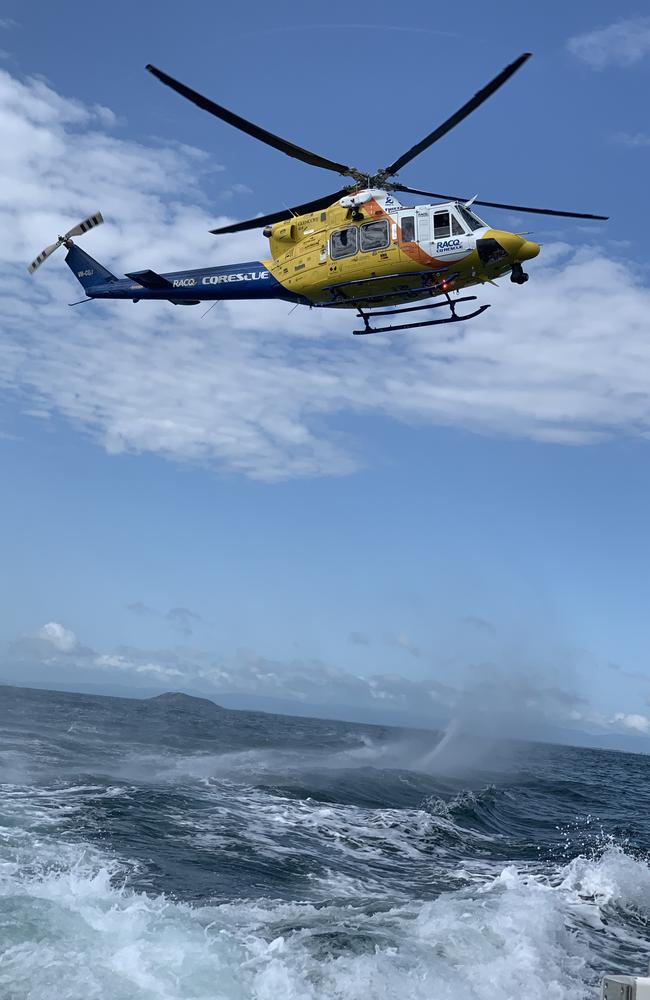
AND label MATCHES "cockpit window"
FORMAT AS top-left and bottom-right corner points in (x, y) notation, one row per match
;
(330, 227), (358, 259)
(433, 211), (450, 239)
(458, 205), (485, 231)
(451, 213), (465, 235)
(359, 220), (389, 252)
